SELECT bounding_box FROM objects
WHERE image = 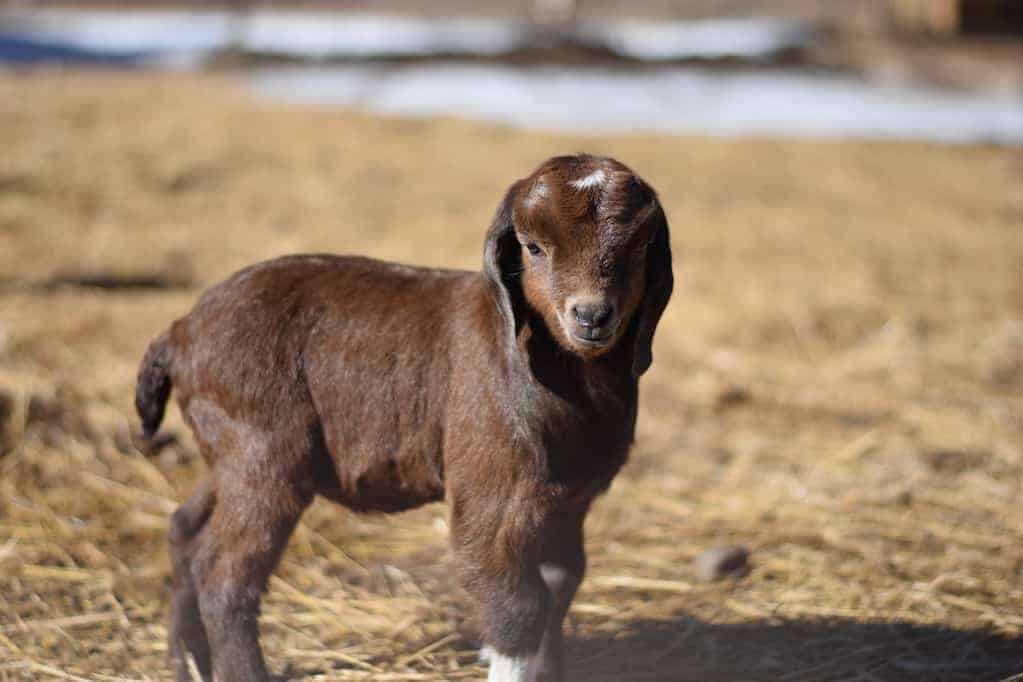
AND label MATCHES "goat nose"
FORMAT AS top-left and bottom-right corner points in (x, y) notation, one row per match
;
(572, 301), (613, 328)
